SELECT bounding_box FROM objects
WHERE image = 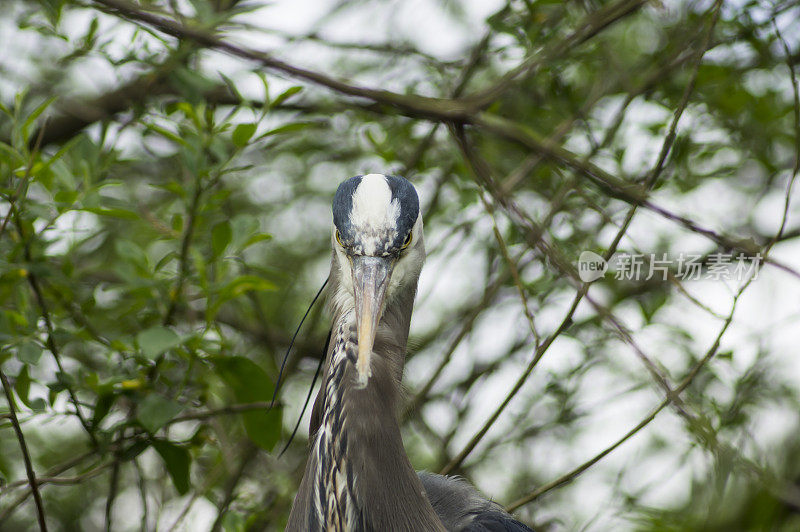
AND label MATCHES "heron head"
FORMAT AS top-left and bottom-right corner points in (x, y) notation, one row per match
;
(331, 173), (425, 387)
